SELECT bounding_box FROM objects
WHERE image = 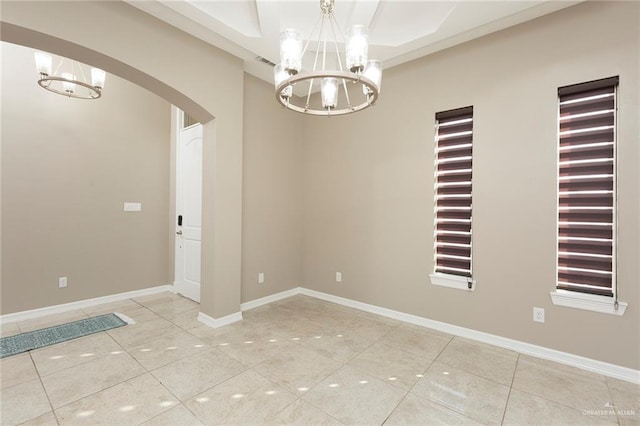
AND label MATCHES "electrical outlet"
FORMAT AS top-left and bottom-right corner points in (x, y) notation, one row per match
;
(59, 277), (68, 288)
(533, 307), (545, 323)
(336, 272), (342, 282)
(258, 273), (264, 284)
